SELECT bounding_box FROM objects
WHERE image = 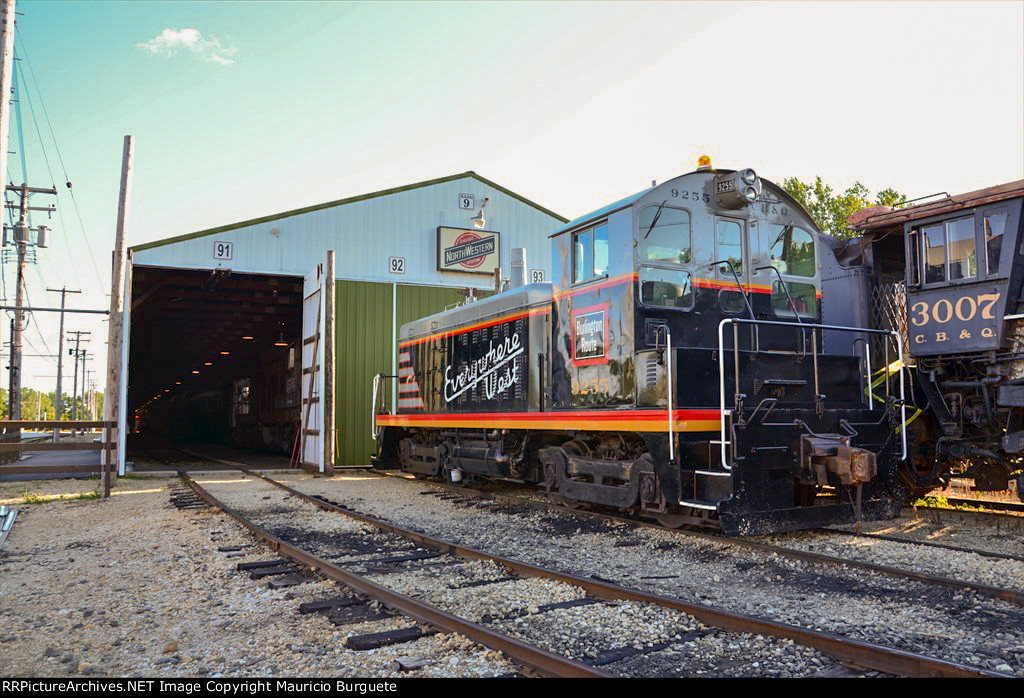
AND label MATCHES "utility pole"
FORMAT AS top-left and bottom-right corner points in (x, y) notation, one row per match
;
(0, 0), (15, 210)
(104, 135), (134, 492)
(47, 287), (79, 441)
(80, 351), (88, 426)
(67, 330), (88, 432)
(5, 183), (57, 428)
(1, 0), (56, 441)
